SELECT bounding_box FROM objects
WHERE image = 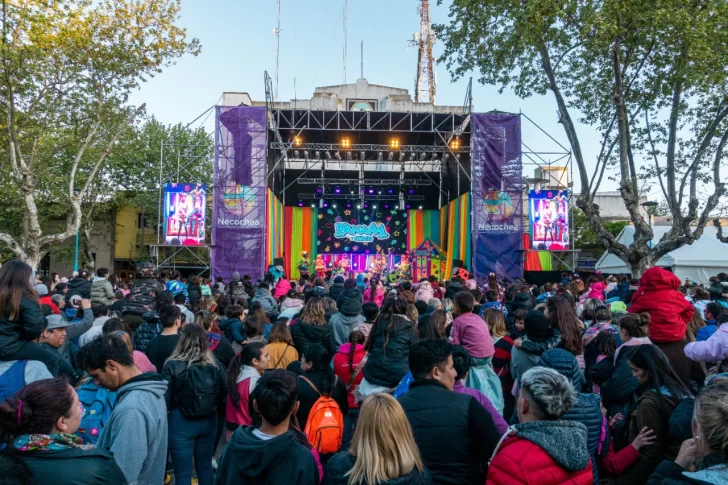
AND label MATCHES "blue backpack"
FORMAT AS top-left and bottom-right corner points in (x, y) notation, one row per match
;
(0, 361), (28, 402)
(76, 378), (117, 444)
